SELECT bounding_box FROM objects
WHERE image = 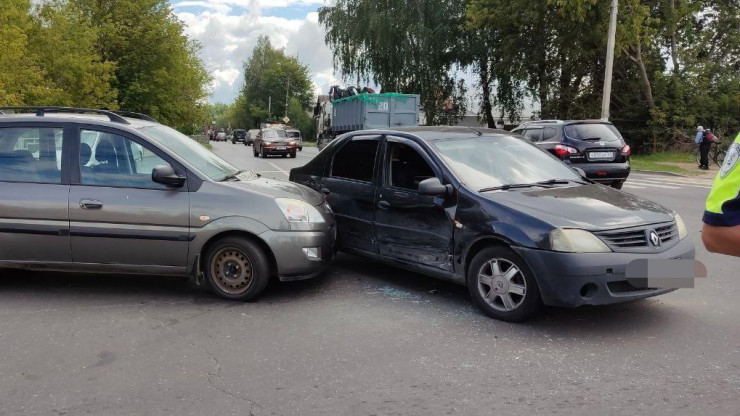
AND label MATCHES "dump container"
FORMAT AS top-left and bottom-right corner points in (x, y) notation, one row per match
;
(331, 93), (420, 132)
